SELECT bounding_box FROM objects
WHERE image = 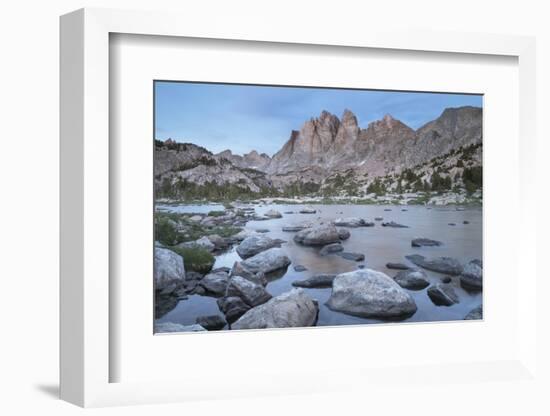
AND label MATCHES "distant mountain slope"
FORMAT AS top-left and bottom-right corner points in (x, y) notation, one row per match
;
(154, 106), (482, 200)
